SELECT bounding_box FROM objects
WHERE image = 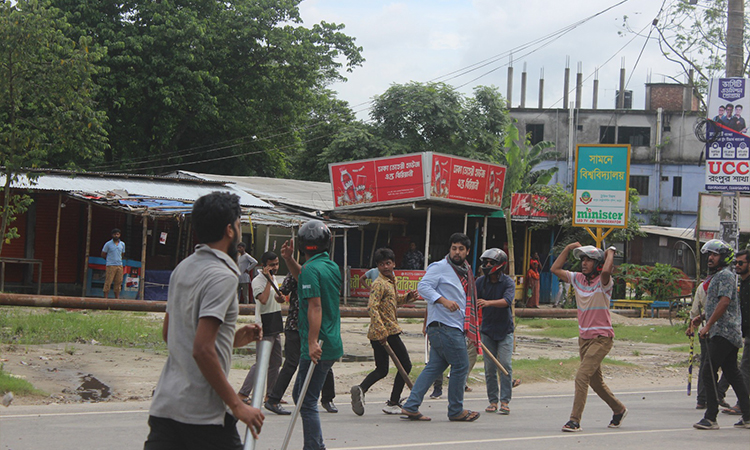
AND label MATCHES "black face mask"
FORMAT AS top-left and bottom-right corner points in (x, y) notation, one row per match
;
(481, 265), (493, 276)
